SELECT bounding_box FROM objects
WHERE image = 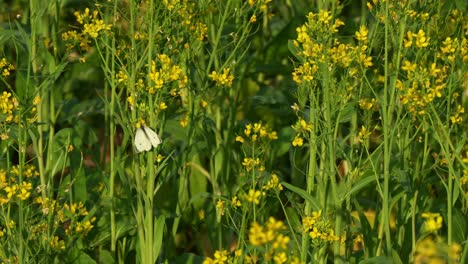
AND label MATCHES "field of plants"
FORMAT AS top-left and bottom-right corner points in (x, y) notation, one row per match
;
(0, 0), (467, 263)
